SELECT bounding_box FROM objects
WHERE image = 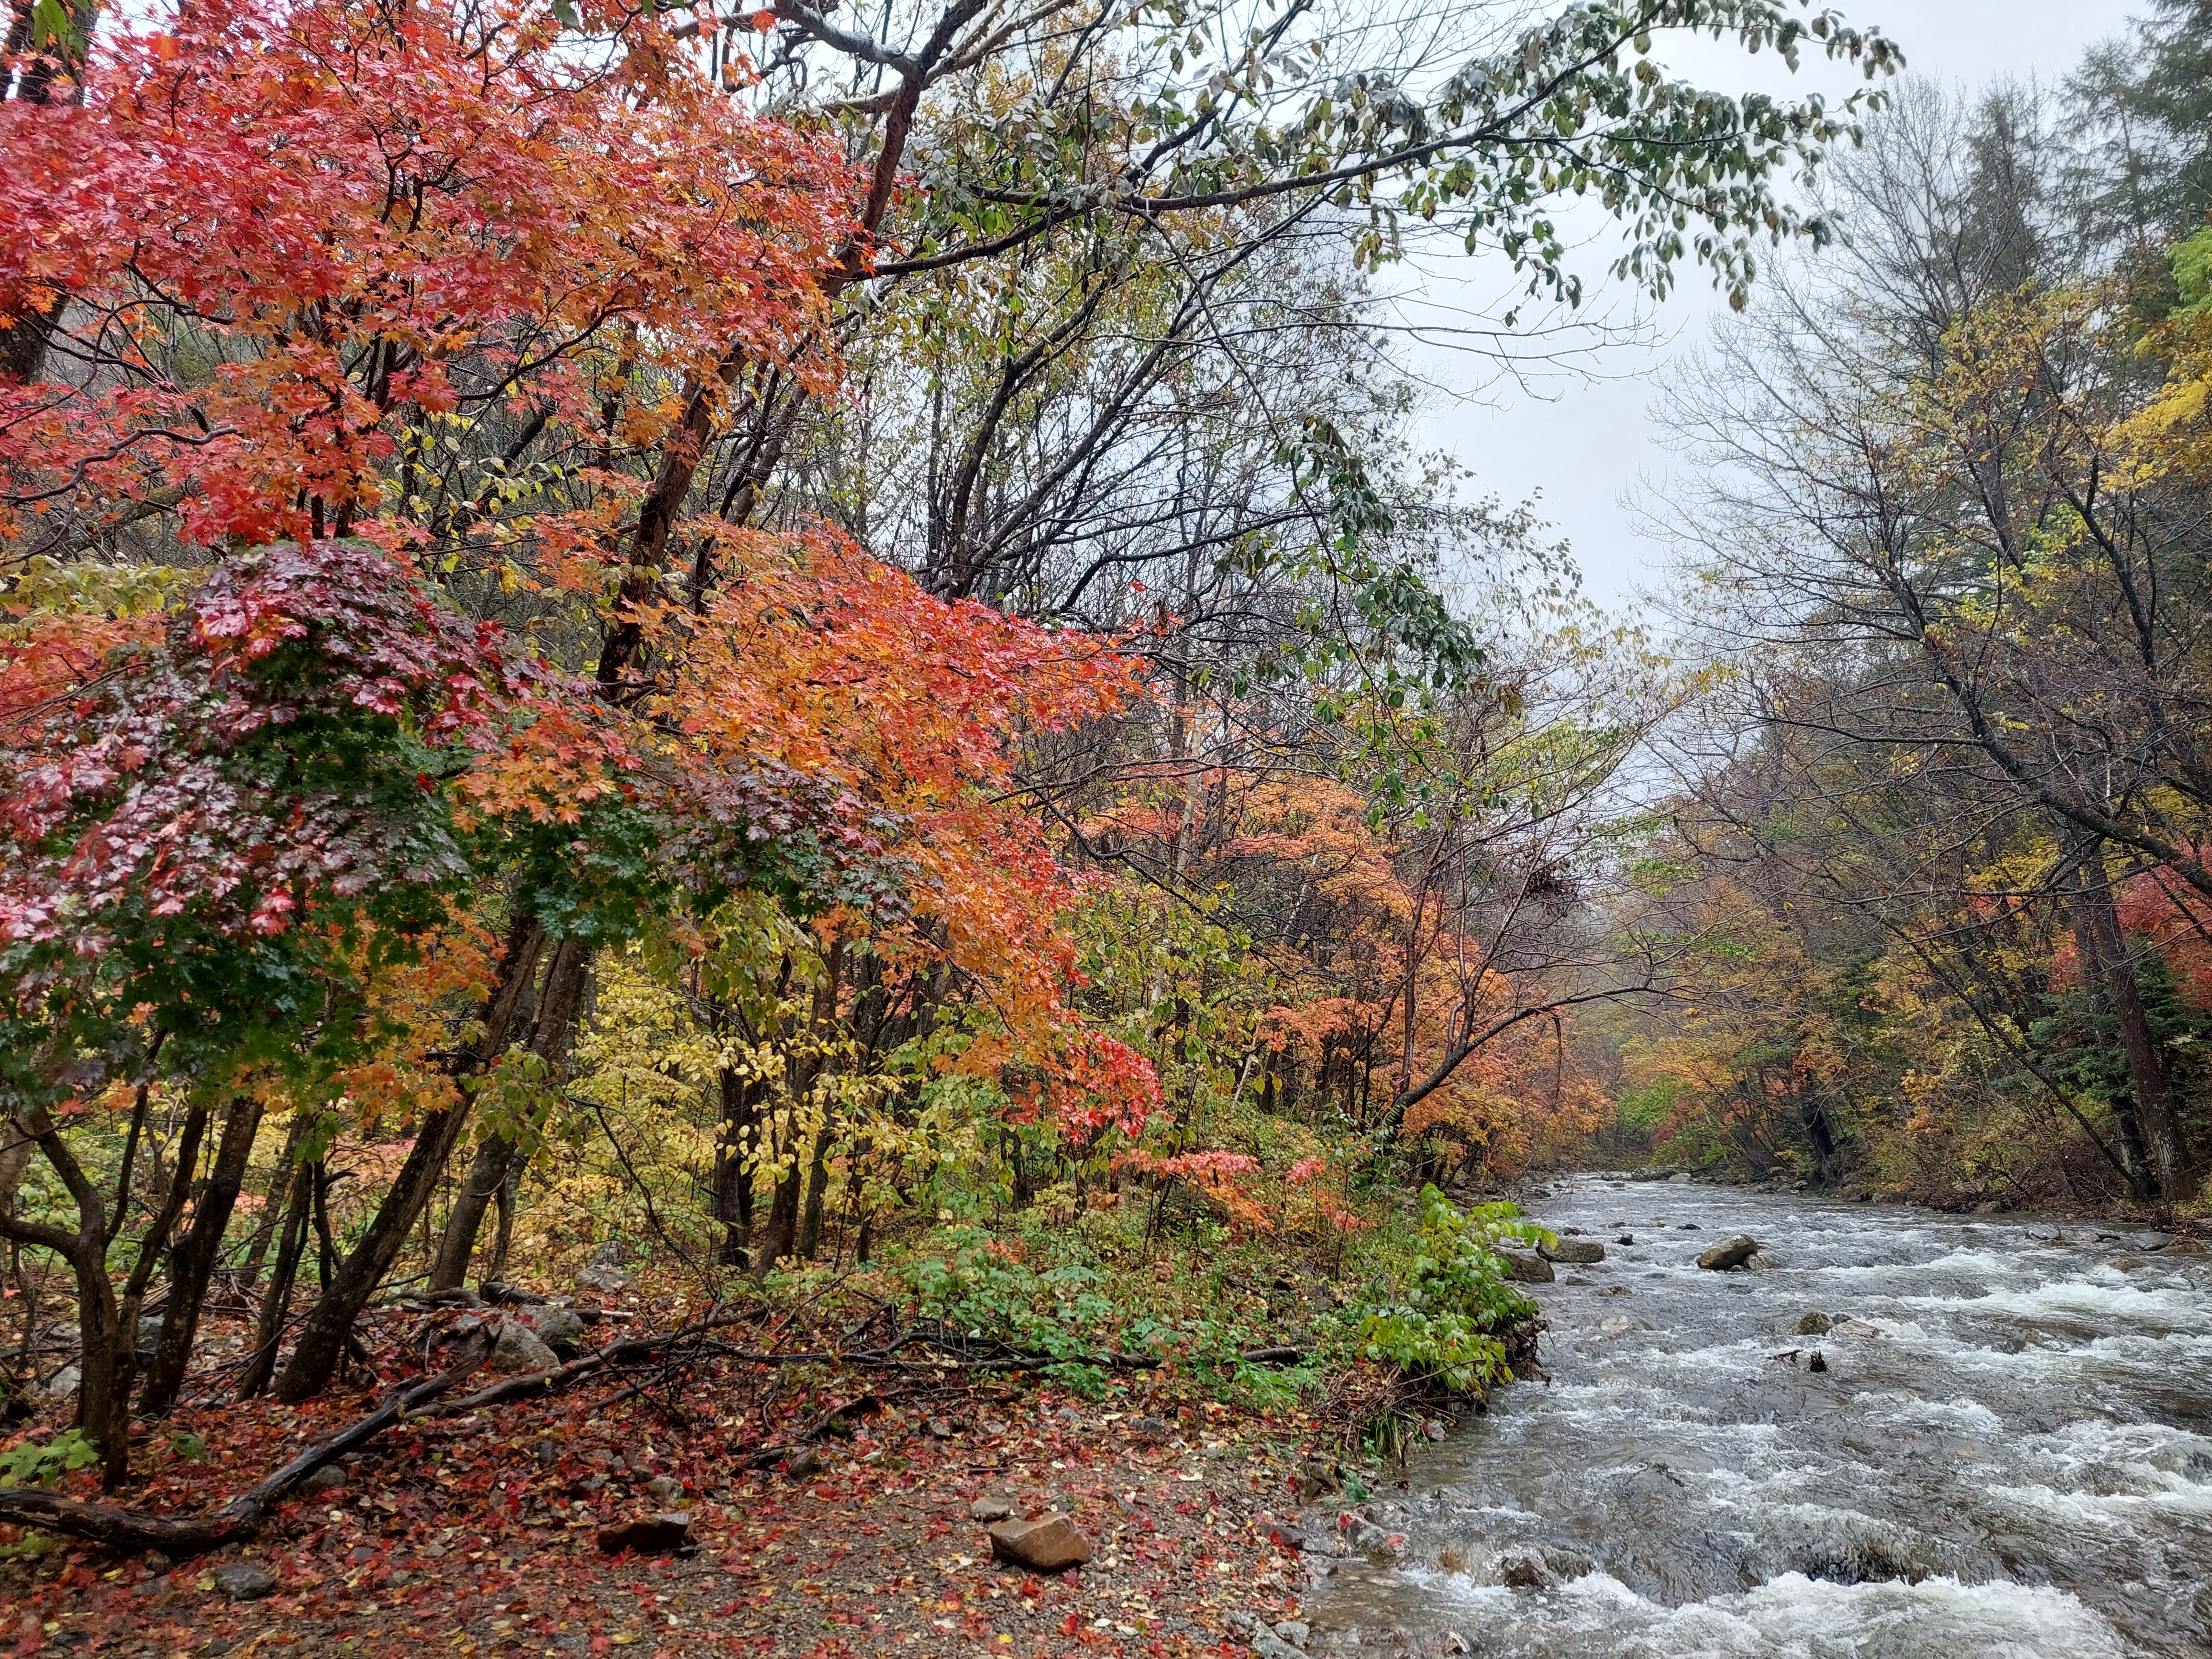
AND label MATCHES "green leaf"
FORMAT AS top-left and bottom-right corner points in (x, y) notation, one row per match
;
(29, 0), (70, 50)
